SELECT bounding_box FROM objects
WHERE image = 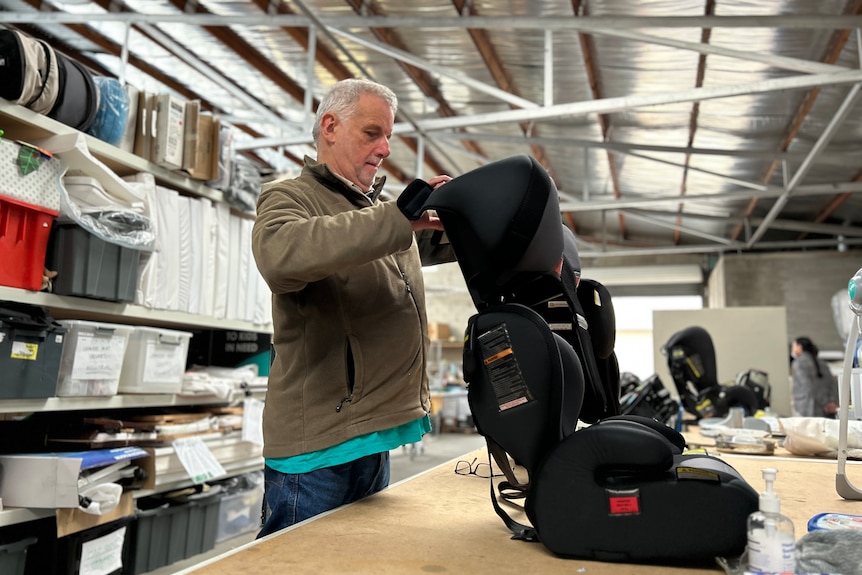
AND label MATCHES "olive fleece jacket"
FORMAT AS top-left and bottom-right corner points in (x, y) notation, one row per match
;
(251, 156), (432, 459)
